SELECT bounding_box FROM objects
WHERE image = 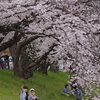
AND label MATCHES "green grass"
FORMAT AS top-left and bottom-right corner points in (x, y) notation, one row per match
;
(0, 70), (76, 100)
